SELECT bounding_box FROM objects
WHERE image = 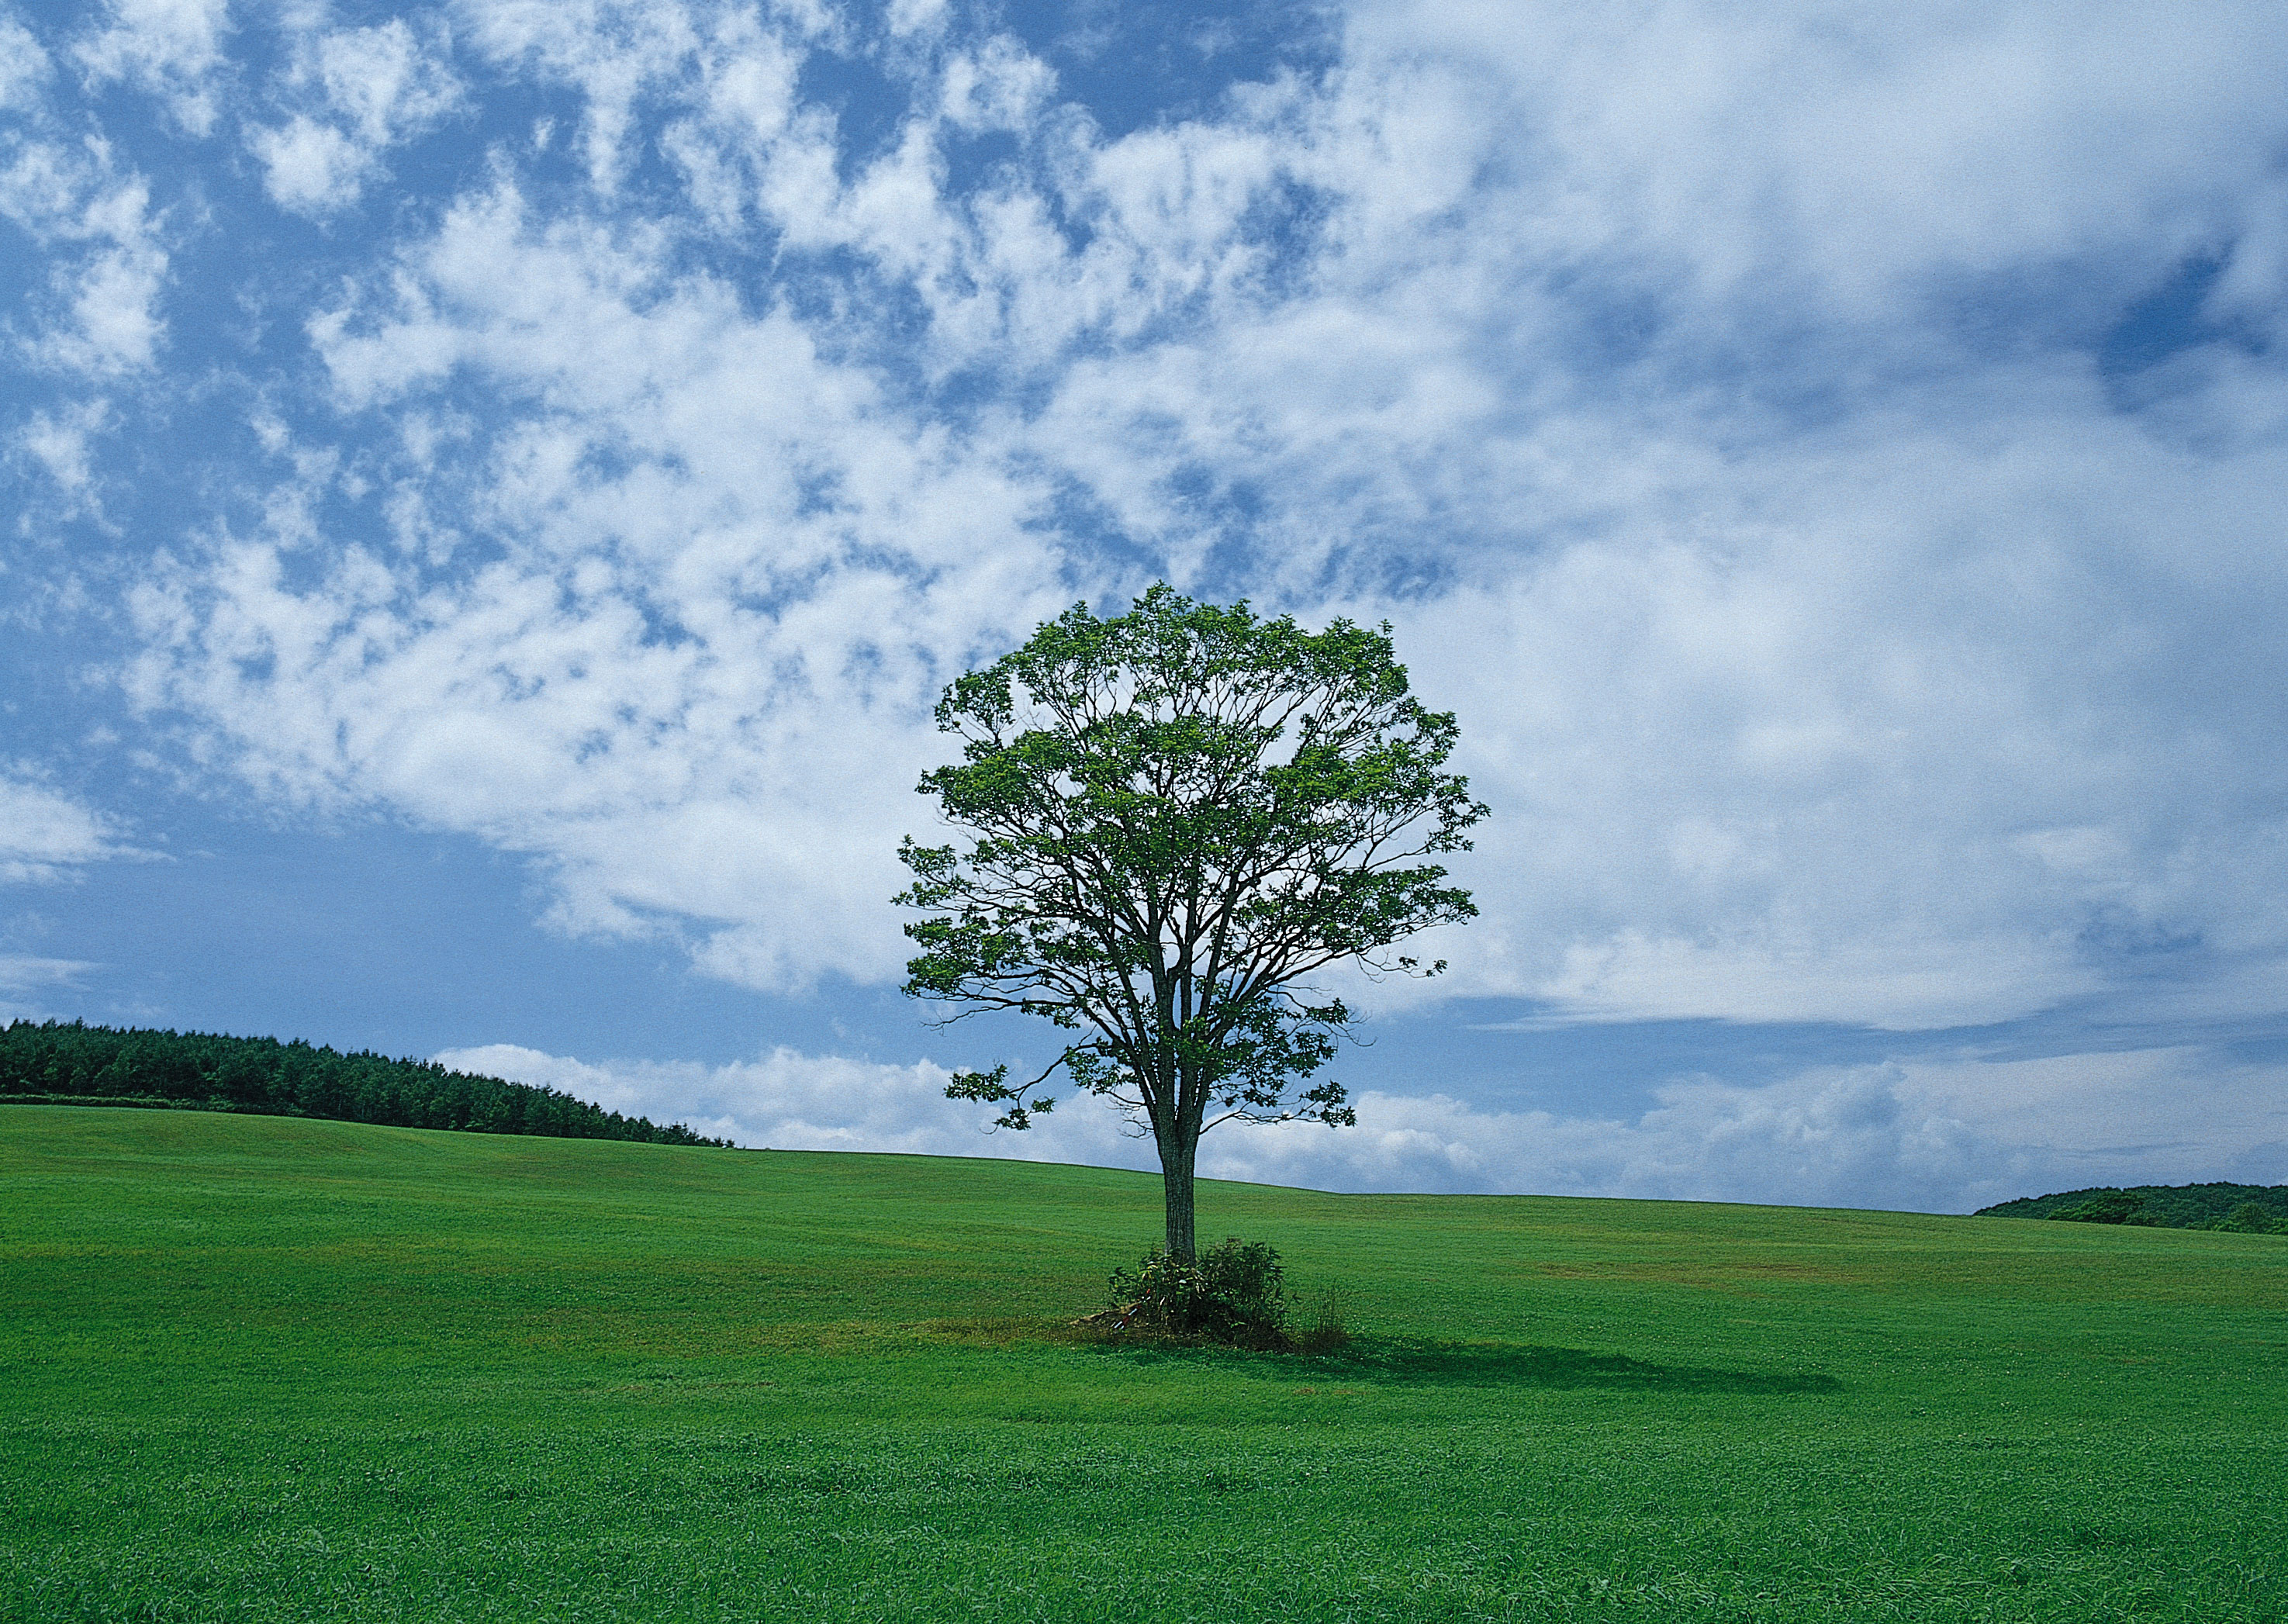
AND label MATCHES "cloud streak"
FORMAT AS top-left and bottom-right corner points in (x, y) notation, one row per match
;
(0, 769), (130, 883)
